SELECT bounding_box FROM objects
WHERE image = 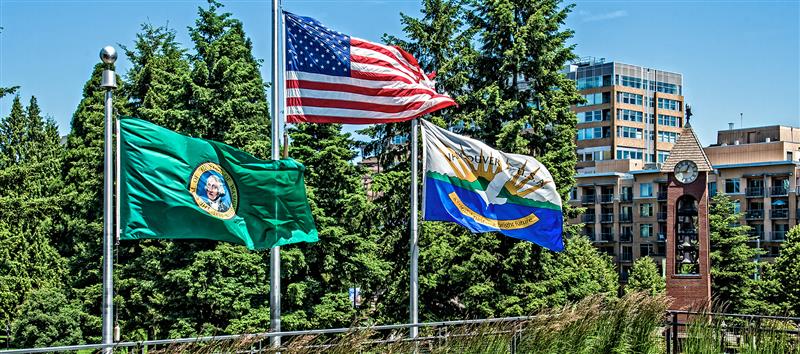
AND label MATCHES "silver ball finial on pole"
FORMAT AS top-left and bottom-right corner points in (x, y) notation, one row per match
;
(100, 46), (118, 64)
